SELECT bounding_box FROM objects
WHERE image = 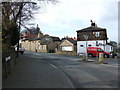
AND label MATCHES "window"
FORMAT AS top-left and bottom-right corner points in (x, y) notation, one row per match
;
(97, 49), (103, 52)
(111, 47), (113, 50)
(80, 45), (84, 47)
(42, 45), (43, 49)
(45, 38), (49, 41)
(42, 45), (46, 49)
(38, 46), (40, 49)
(43, 46), (46, 49)
(88, 44), (92, 47)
